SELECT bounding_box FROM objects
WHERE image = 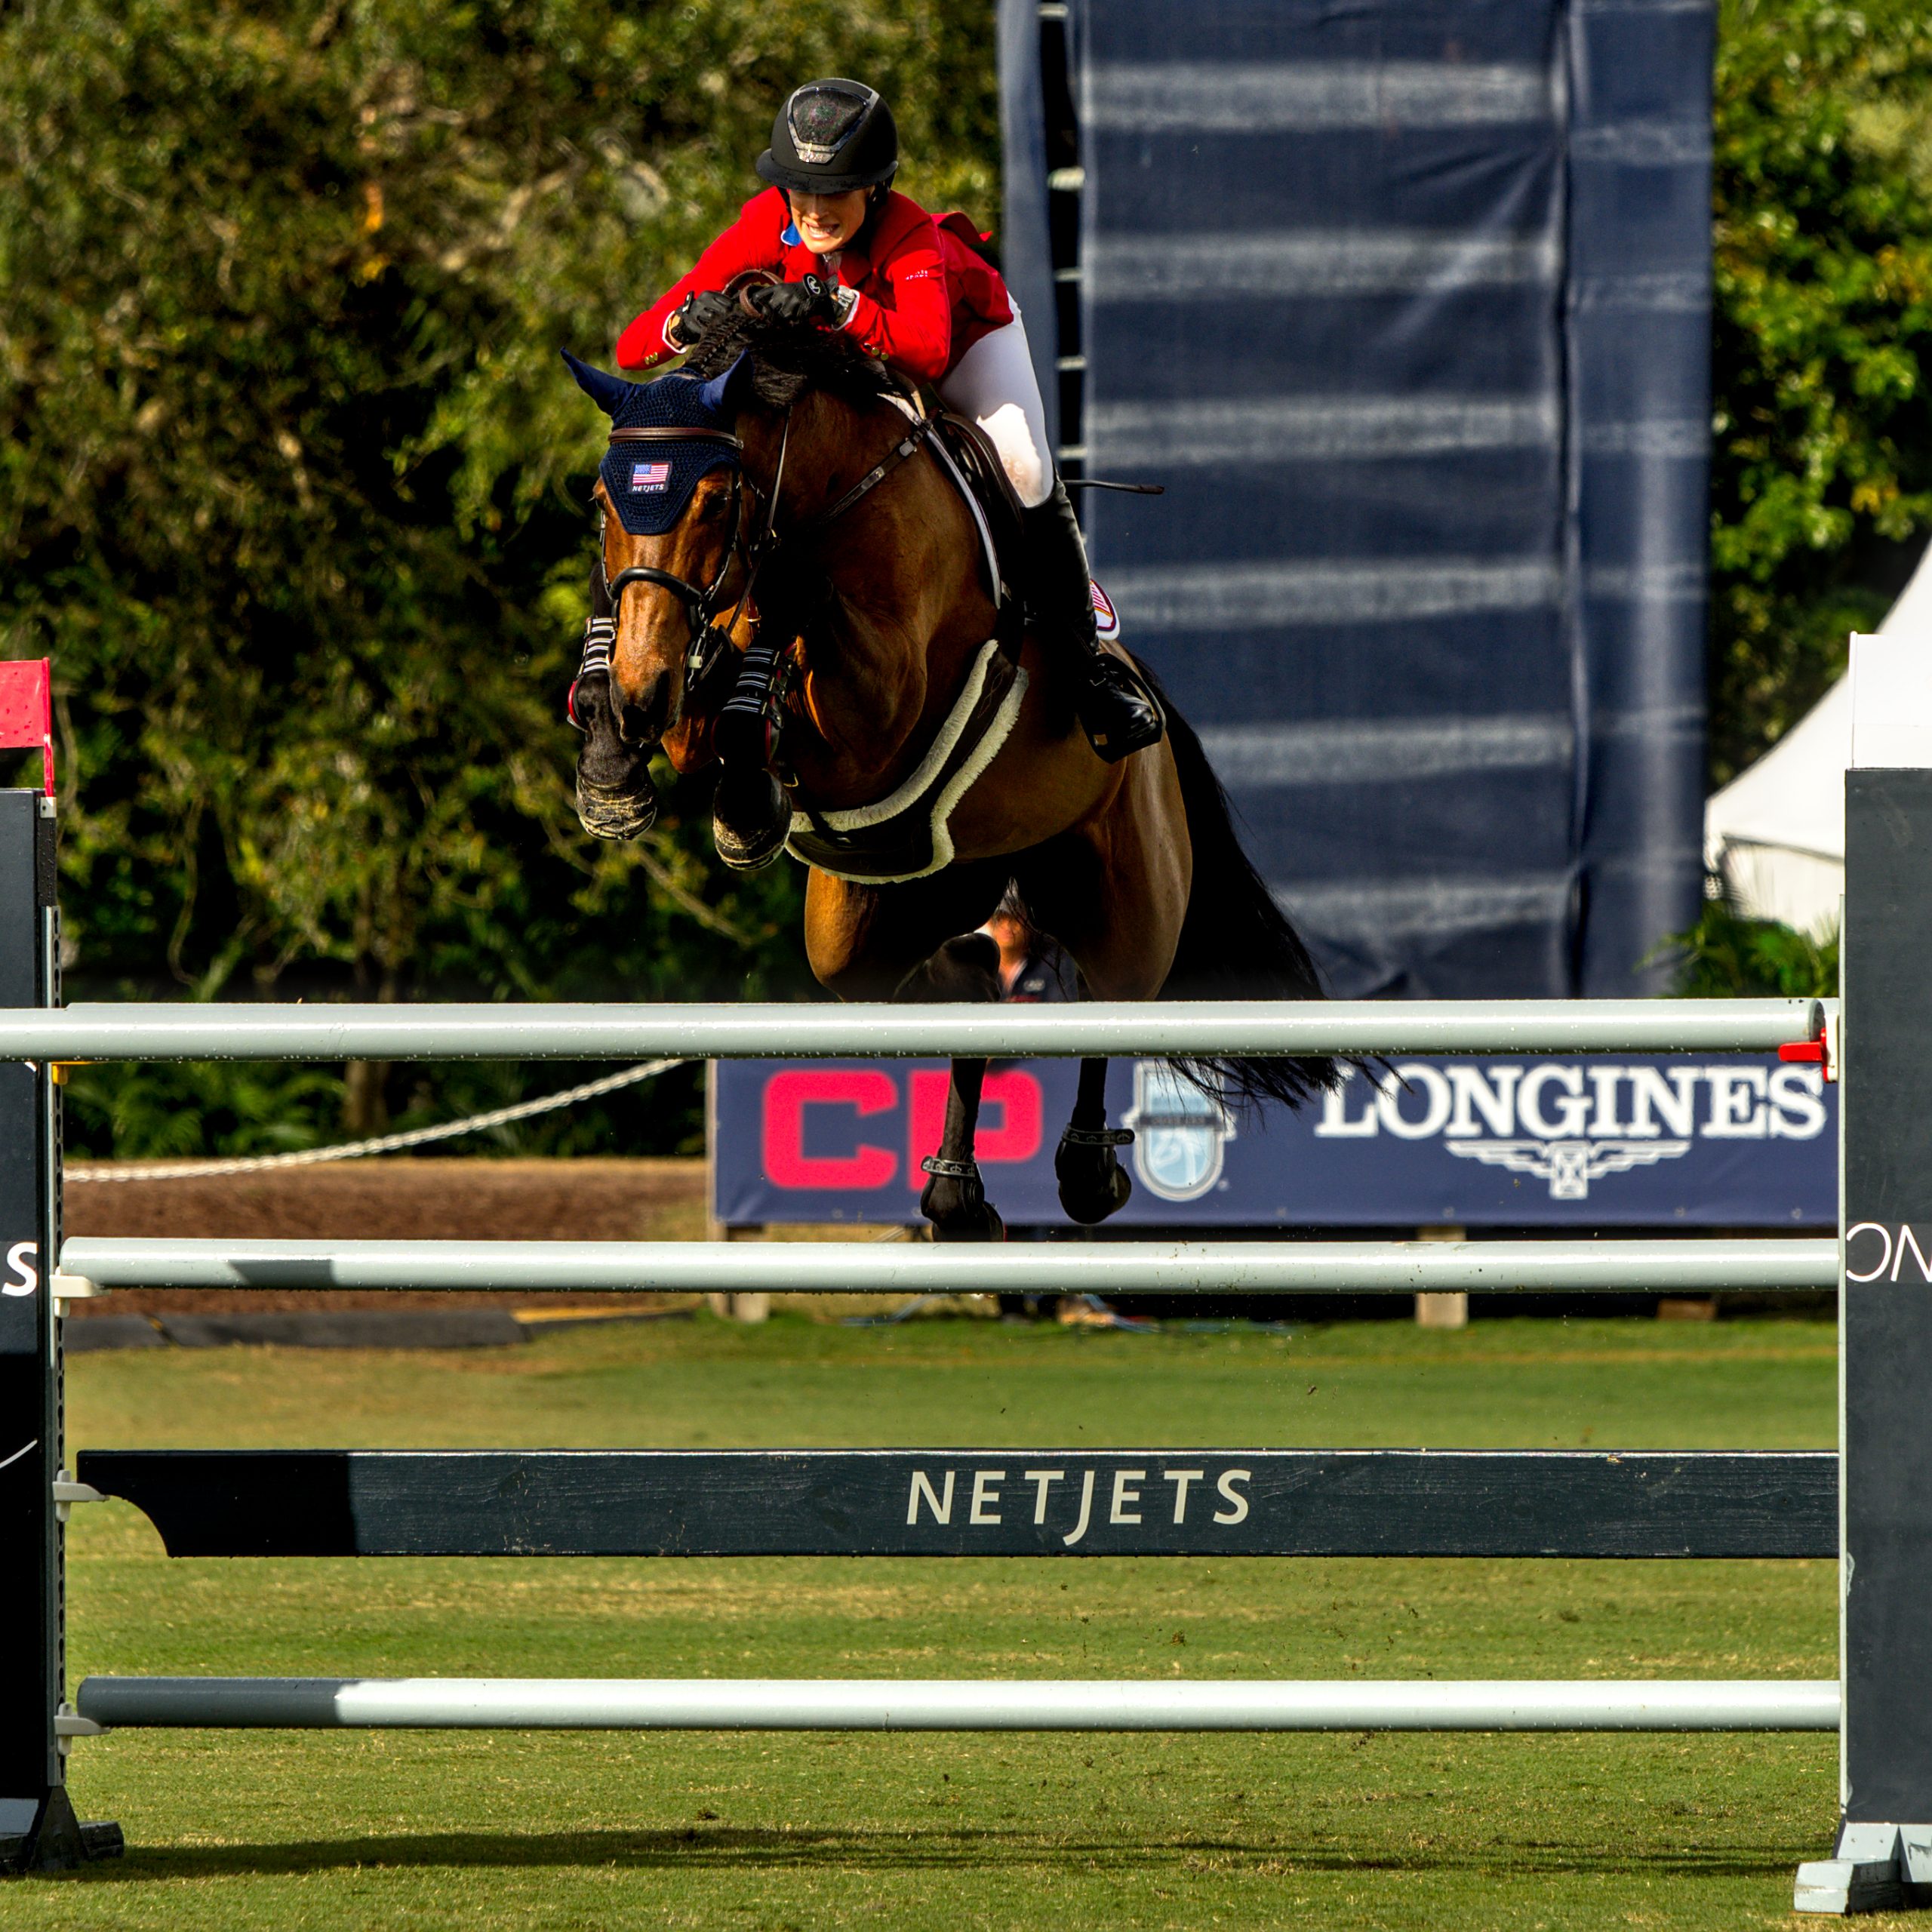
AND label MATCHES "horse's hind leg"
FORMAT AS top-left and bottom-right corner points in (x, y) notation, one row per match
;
(1056, 1056), (1133, 1226)
(1011, 738), (1190, 1228)
(919, 1055), (1005, 1242)
(894, 931), (1005, 1242)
